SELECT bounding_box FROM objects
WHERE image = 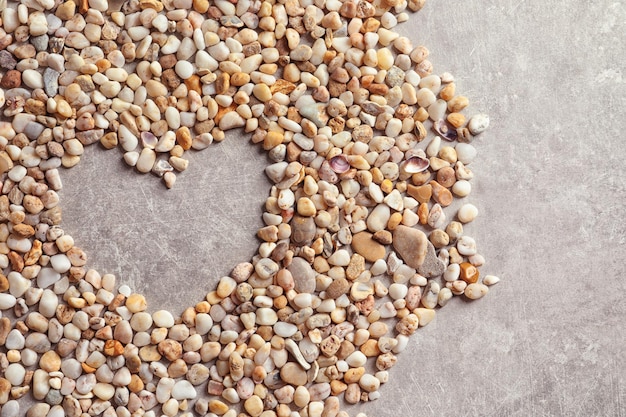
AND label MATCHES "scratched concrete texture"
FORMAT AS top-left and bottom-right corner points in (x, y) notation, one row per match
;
(58, 0), (626, 416)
